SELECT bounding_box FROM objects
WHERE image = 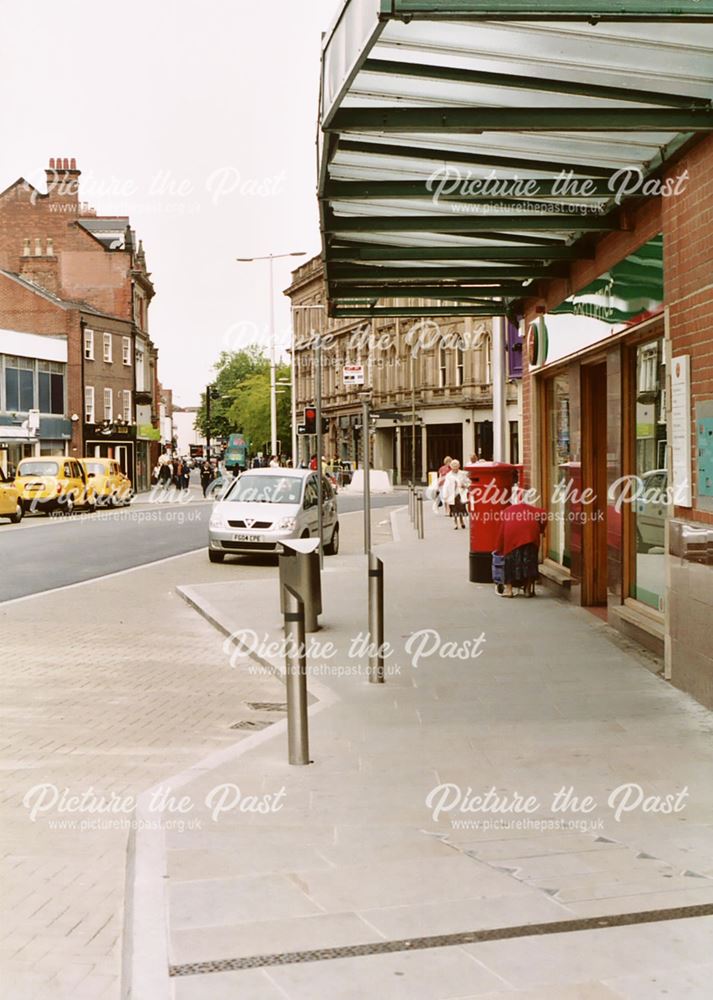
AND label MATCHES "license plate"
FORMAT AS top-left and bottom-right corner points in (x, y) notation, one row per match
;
(235, 533), (260, 542)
